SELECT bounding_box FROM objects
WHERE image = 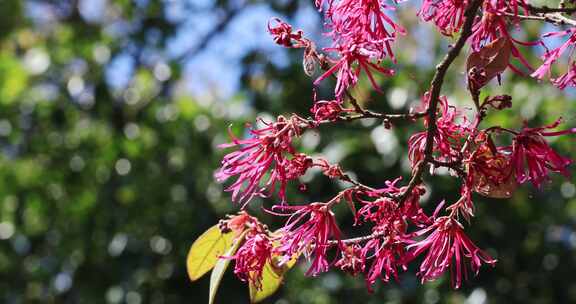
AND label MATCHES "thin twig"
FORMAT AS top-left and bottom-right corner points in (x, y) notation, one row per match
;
(328, 232), (386, 245)
(504, 11), (576, 26)
(527, 4), (576, 14)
